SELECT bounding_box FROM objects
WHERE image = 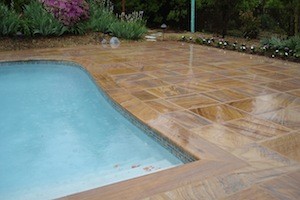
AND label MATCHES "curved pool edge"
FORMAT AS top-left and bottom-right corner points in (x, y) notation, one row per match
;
(0, 60), (198, 163)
